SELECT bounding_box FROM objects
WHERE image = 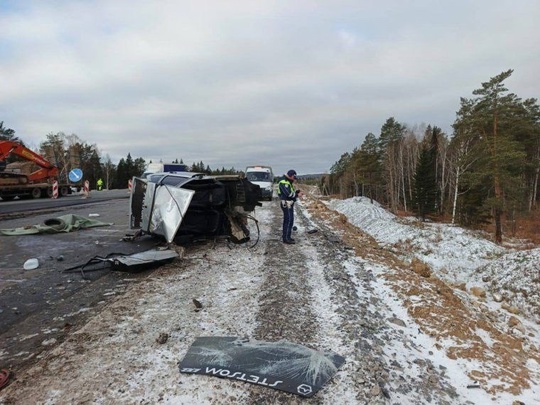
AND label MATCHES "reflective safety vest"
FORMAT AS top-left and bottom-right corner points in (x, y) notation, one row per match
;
(277, 178), (296, 199)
